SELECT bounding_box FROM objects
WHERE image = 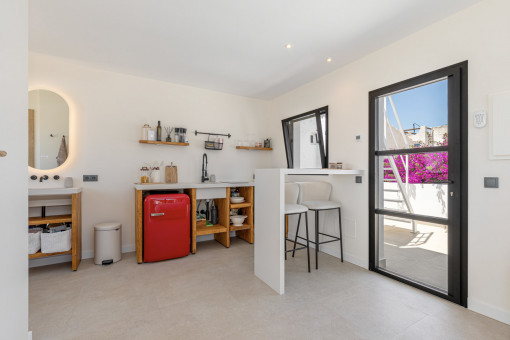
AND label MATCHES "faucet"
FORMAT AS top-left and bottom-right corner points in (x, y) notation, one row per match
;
(201, 153), (209, 182)
(39, 175), (49, 182)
